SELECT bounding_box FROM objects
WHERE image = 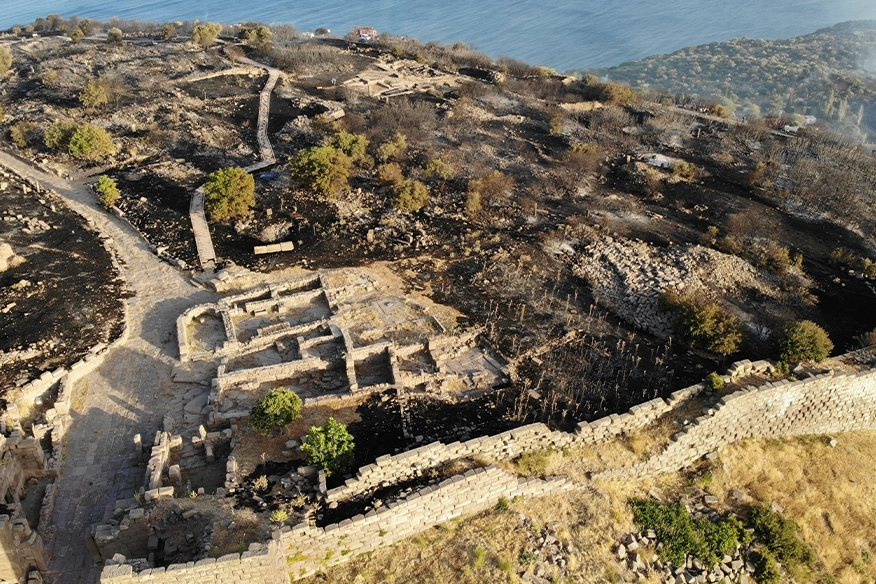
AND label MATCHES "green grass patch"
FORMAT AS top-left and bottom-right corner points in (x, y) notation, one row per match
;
(630, 500), (746, 567)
